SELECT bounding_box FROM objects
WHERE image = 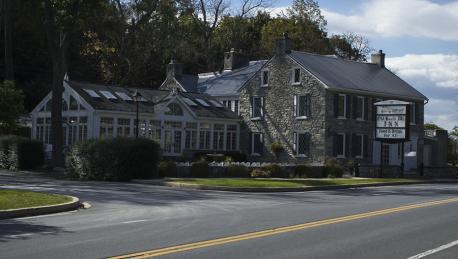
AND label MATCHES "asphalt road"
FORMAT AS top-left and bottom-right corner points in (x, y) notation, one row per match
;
(0, 172), (457, 259)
